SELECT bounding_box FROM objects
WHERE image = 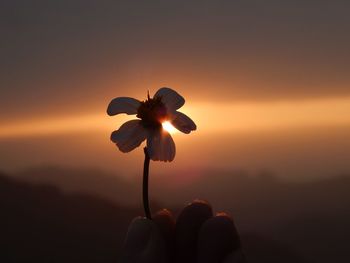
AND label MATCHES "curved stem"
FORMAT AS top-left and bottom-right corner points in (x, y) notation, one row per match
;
(143, 147), (152, 219)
